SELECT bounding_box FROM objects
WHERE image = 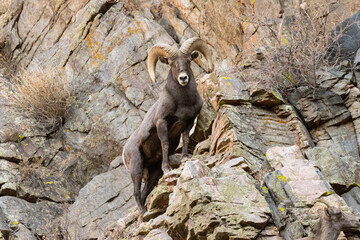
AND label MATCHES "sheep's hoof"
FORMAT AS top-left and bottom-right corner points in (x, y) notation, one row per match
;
(137, 209), (146, 224)
(137, 214), (144, 224)
(162, 166), (171, 174)
(181, 153), (190, 160)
